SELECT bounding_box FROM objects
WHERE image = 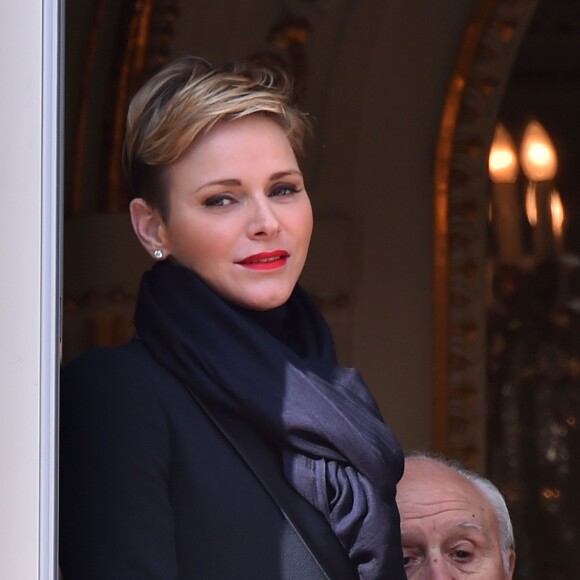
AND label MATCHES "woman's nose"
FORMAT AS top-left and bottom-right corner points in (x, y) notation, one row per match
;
(247, 198), (281, 238)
